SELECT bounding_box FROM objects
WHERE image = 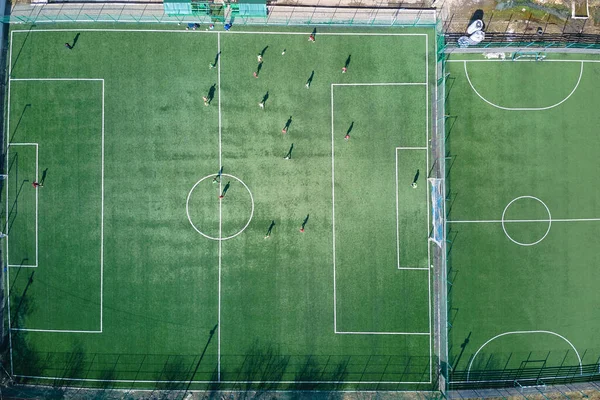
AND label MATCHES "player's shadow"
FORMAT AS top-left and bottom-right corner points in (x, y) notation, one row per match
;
(311, 27), (317, 38)
(259, 45), (268, 57)
(10, 103), (31, 144)
(306, 70), (314, 86)
(40, 168), (48, 186)
(346, 121), (354, 136)
(344, 54), (351, 69)
(71, 33), (81, 49)
(207, 84), (216, 103)
(261, 91), (269, 105)
(212, 51), (221, 67)
(256, 62), (263, 76)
